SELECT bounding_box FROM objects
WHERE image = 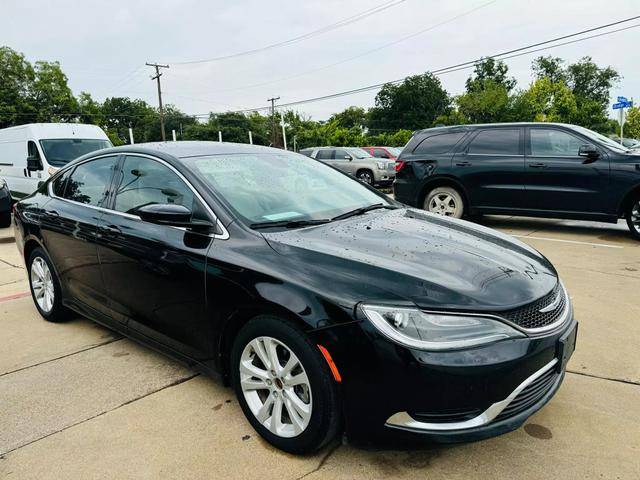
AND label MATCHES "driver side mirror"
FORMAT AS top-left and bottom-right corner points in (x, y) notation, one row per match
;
(578, 144), (599, 159)
(344, 155), (352, 161)
(27, 155), (43, 171)
(138, 203), (213, 231)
